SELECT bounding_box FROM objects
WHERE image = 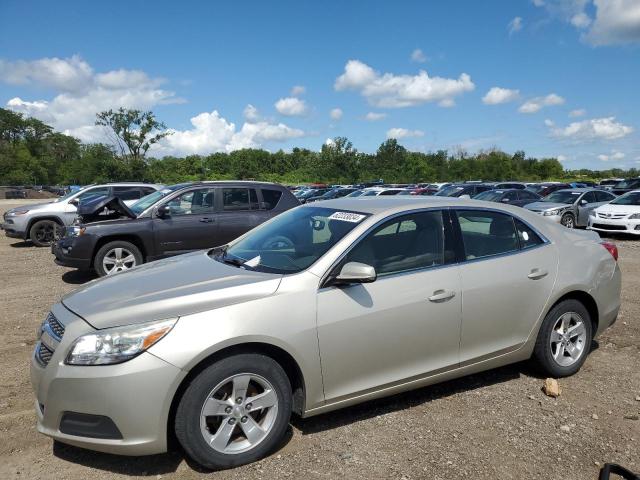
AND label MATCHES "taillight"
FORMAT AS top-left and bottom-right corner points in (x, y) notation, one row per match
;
(601, 241), (618, 261)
